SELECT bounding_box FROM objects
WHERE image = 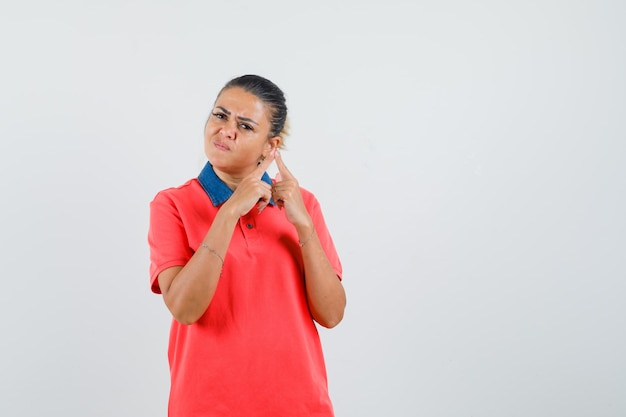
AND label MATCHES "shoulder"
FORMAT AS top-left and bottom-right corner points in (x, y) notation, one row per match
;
(151, 178), (203, 205)
(299, 184), (315, 200)
(298, 185), (323, 211)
